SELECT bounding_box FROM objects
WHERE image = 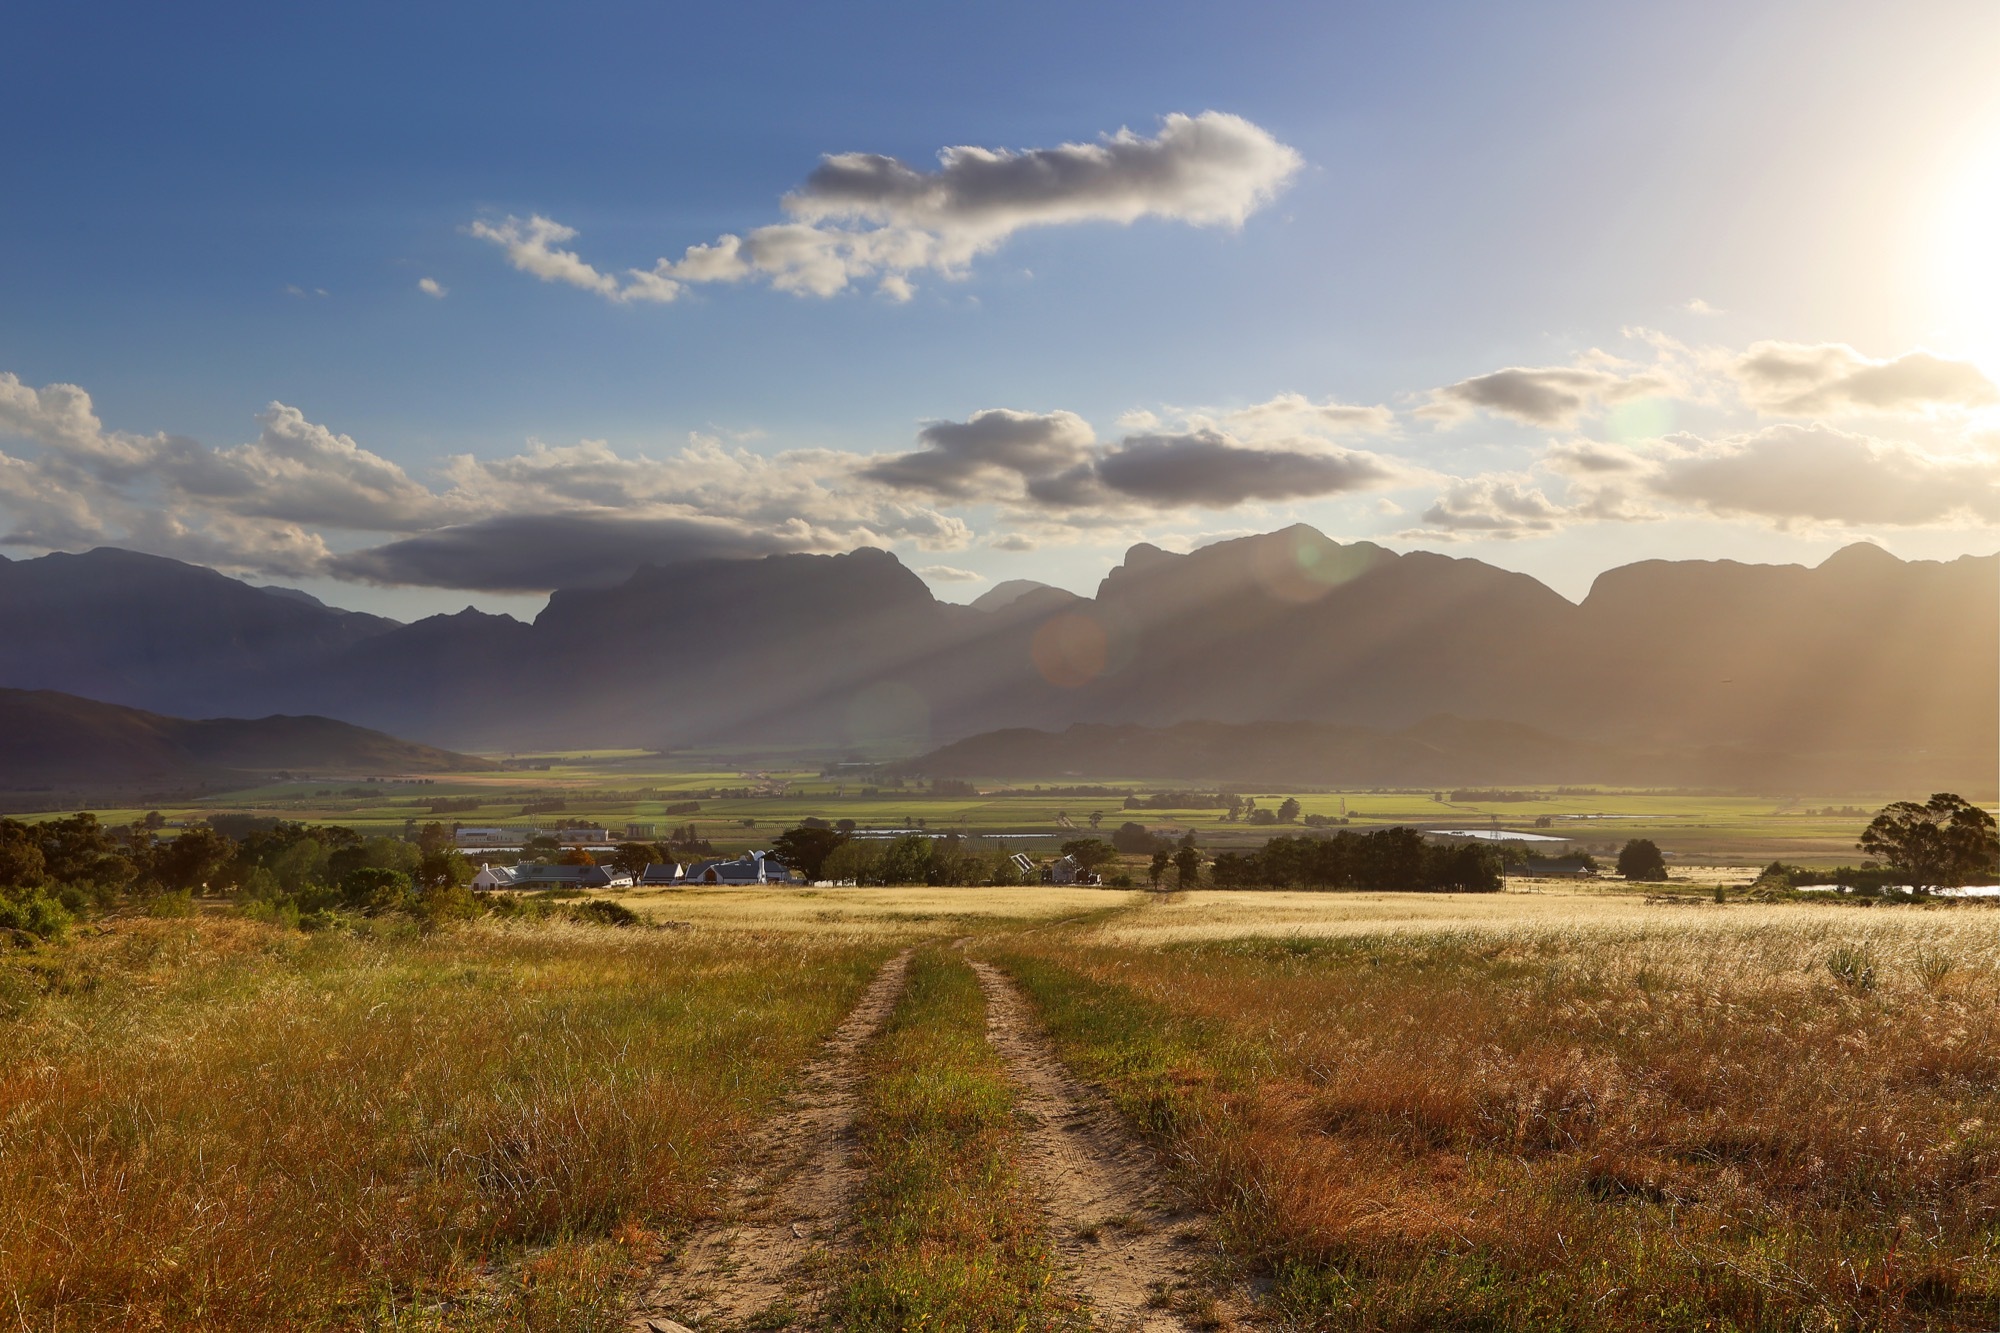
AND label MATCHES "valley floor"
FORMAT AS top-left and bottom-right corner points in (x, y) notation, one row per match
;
(6, 885), (1999, 1330)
